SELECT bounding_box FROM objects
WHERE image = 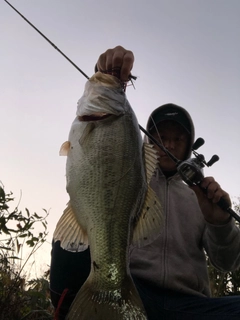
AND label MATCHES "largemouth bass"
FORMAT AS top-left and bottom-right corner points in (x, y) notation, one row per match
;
(53, 72), (163, 319)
